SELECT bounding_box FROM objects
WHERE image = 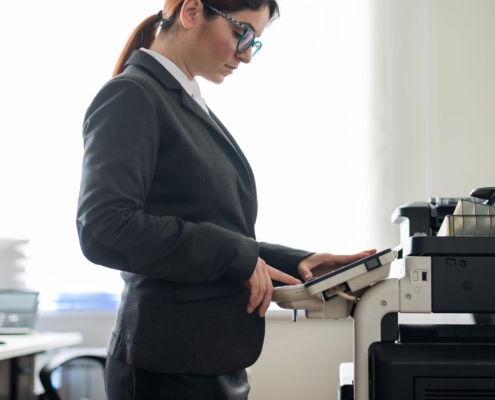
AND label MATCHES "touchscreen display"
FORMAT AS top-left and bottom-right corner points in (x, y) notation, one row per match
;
(305, 249), (392, 287)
